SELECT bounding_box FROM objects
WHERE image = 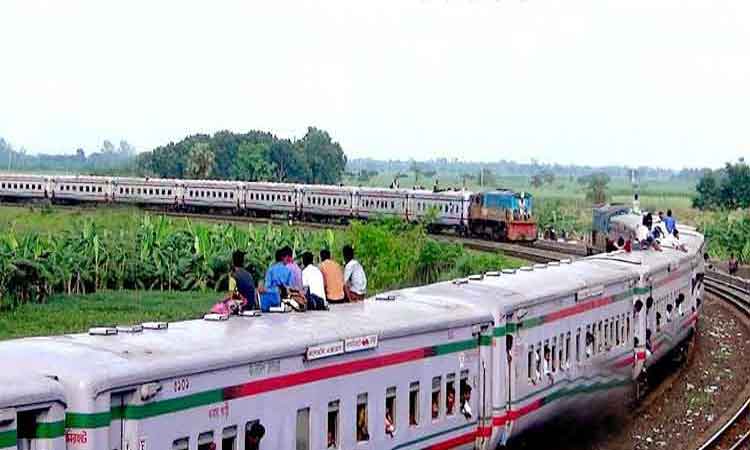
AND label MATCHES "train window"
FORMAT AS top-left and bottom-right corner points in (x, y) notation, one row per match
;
(626, 315), (631, 343)
(230, 192), (234, 199)
(198, 431), (214, 450)
(527, 345), (534, 381)
(576, 329), (581, 362)
(328, 400), (340, 449)
(409, 382), (420, 427)
(432, 376), (442, 420)
(558, 334), (565, 370)
(446, 374), (456, 416)
(356, 393), (369, 442)
(551, 338), (557, 372)
(169, 190), (173, 196)
(222, 426), (237, 450)
(564, 333), (571, 368)
(385, 387), (397, 437)
(99, 186), (103, 193)
(604, 321), (609, 348)
(598, 322), (604, 353)
(296, 407), (310, 450)
(460, 370), (472, 417)
(245, 420), (261, 449)
(172, 437), (189, 450)
(586, 325), (594, 358)
(85, 185), (90, 192)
